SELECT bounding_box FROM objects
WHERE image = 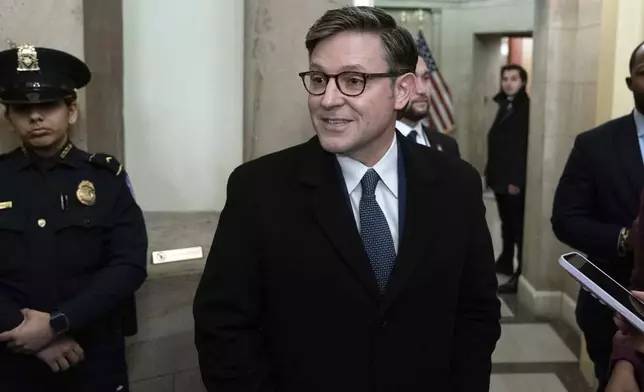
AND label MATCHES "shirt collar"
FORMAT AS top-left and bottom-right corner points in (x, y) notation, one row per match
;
(13, 140), (83, 171)
(395, 120), (423, 137)
(336, 135), (399, 198)
(634, 109), (644, 138)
